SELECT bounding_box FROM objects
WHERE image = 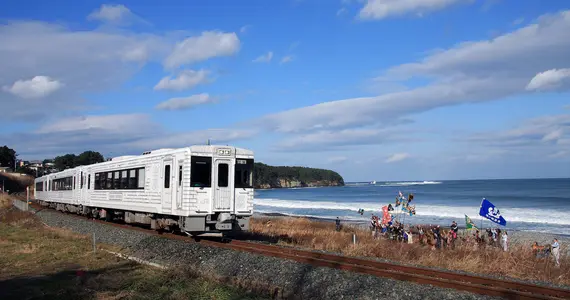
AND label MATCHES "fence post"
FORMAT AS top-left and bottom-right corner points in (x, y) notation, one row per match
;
(92, 232), (96, 253)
